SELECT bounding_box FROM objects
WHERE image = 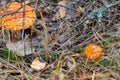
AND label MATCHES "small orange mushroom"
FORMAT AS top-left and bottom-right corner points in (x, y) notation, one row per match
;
(84, 44), (103, 61)
(0, 2), (36, 30)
